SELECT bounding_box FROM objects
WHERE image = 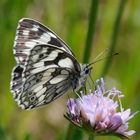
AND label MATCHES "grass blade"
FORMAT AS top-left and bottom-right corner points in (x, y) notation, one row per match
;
(102, 0), (127, 76)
